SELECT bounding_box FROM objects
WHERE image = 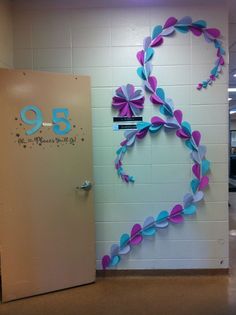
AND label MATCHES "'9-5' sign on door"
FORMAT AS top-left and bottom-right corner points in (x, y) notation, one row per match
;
(20, 105), (71, 136)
